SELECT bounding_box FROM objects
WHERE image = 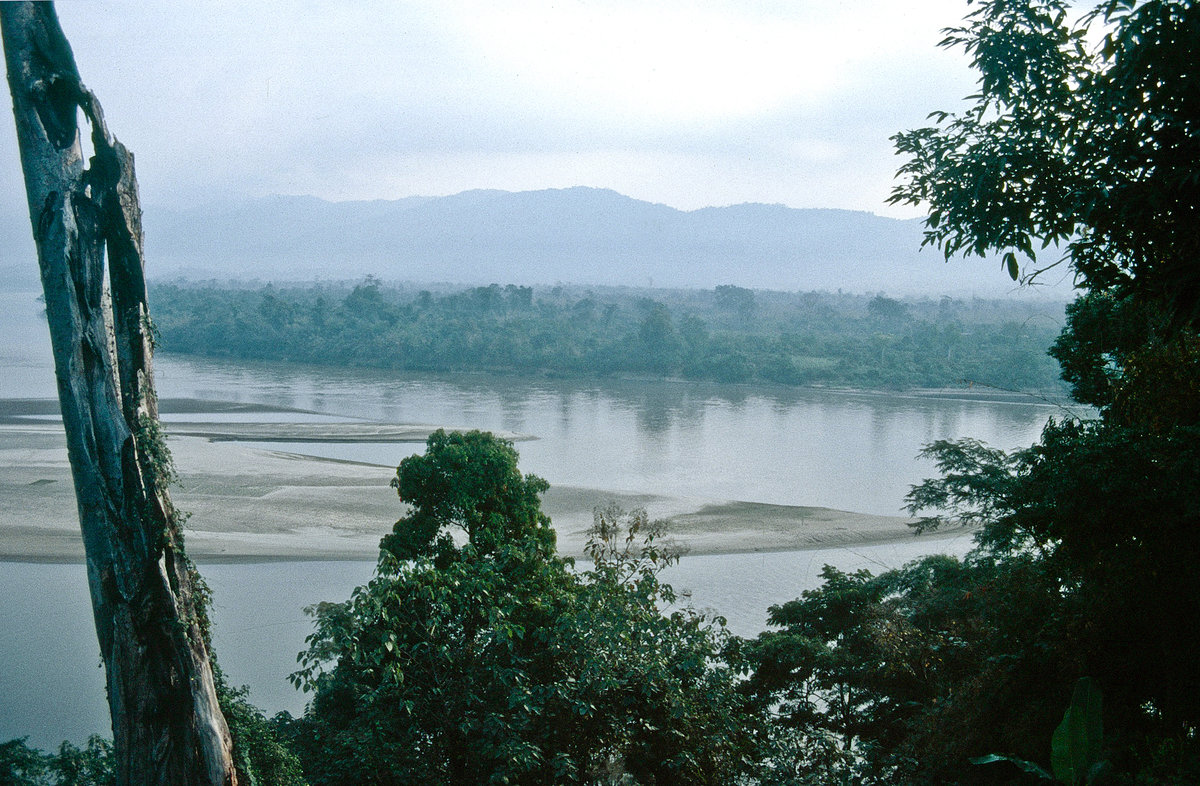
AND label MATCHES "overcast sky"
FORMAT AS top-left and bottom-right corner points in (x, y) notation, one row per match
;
(2, 1), (979, 217)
